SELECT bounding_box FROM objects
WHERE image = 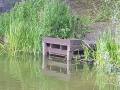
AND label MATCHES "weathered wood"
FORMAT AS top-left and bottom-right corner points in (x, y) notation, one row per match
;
(42, 42), (48, 69)
(42, 36), (84, 74)
(42, 37), (70, 45)
(42, 36), (83, 60)
(42, 37), (82, 45)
